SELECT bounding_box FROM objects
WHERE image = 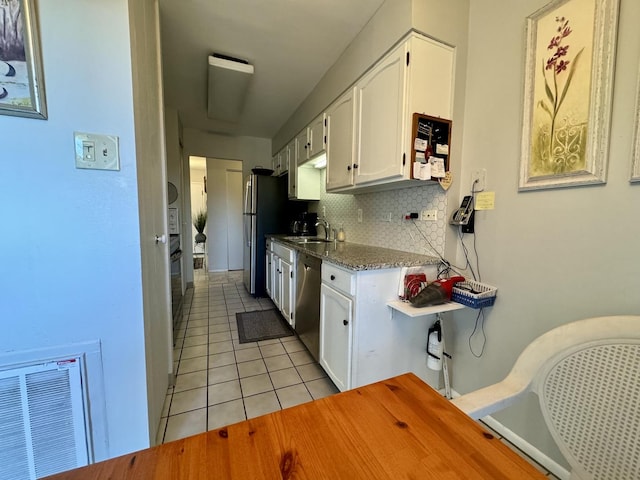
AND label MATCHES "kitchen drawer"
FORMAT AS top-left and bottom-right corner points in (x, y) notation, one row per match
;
(322, 262), (355, 296)
(272, 241), (296, 263)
